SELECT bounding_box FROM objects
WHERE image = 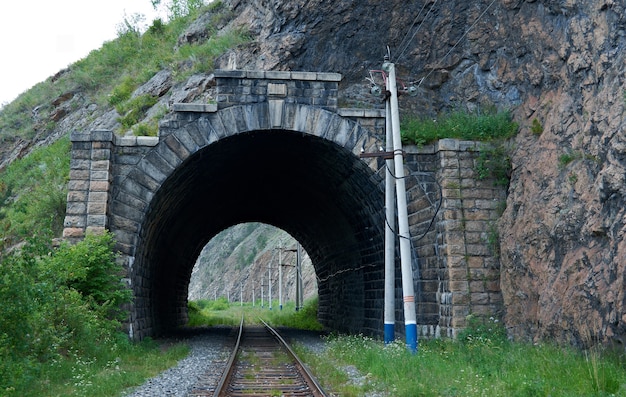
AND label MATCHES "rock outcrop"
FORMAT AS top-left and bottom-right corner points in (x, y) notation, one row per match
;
(217, 0), (626, 346)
